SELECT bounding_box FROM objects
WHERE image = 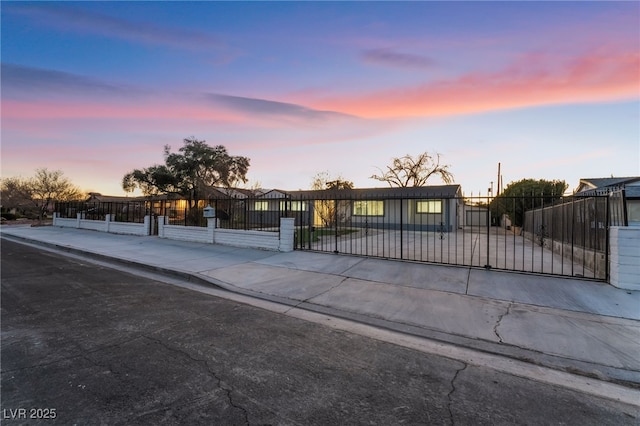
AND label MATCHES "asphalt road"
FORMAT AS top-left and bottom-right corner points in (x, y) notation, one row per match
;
(1, 239), (638, 425)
